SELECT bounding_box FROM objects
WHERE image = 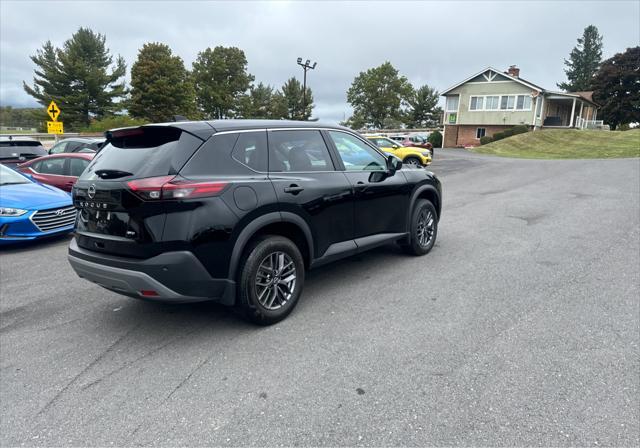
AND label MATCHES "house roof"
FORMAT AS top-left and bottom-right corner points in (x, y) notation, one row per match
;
(441, 67), (599, 107)
(544, 90), (598, 106)
(441, 67), (544, 95)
